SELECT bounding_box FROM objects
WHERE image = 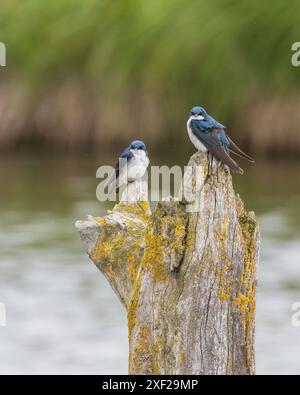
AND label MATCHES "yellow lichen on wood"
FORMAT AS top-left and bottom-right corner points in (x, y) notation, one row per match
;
(216, 217), (233, 302)
(88, 201), (151, 308)
(77, 151), (259, 375)
(97, 217), (106, 225)
(143, 226), (166, 283)
(128, 268), (142, 336)
(131, 324), (161, 375)
(115, 201), (151, 221)
(128, 201), (188, 374)
(141, 202), (187, 282)
(92, 233), (126, 264)
(236, 209), (258, 375)
(128, 270), (161, 374)
(168, 207), (187, 269)
(233, 291), (251, 312)
(238, 211), (257, 317)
